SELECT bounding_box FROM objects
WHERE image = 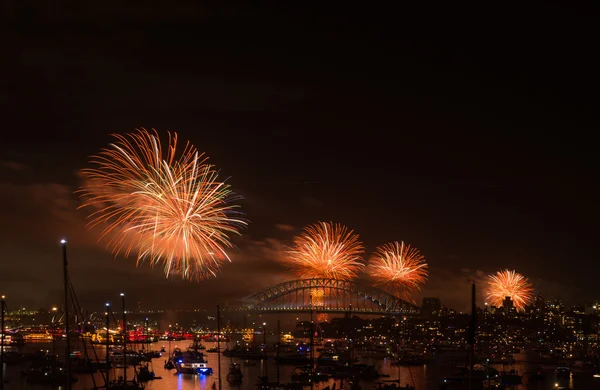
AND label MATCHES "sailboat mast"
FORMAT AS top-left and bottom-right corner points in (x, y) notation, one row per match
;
(1, 295), (5, 390)
(121, 293), (127, 384)
(217, 305), (221, 390)
(145, 318), (149, 350)
(105, 303), (110, 386)
(61, 239), (71, 390)
(309, 291), (314, 390)
(276, 319), (280, 385)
